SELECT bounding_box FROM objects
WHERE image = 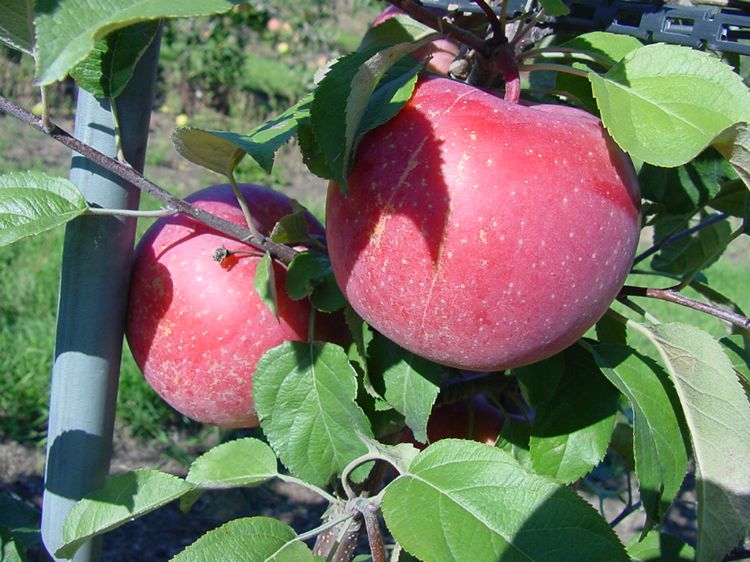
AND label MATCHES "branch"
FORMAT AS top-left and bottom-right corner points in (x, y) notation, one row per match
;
(0, 94), (299, 265)
(619, 285), (750, 332)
